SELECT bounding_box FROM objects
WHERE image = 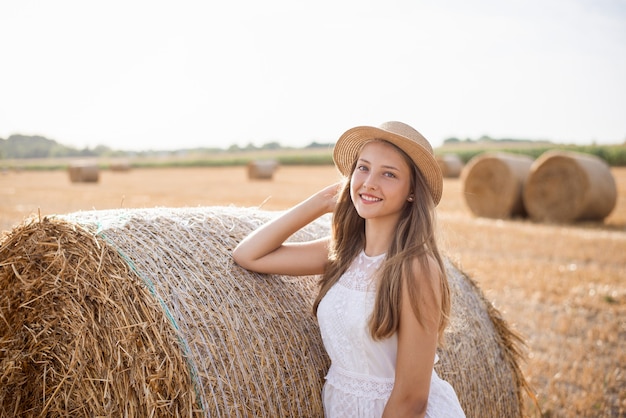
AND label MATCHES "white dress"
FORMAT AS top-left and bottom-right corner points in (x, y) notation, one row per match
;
(317, 250), (466, 418)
